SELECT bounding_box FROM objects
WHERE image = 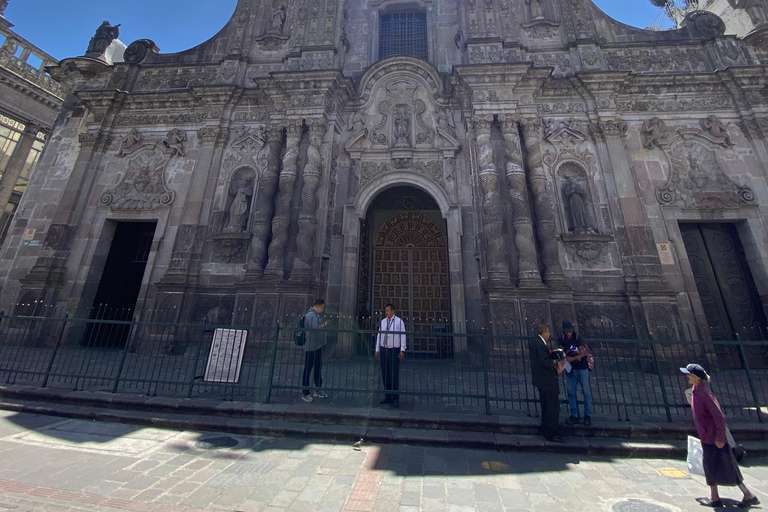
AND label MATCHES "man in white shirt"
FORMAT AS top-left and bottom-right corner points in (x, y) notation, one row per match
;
(375, 303), (406, 408)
